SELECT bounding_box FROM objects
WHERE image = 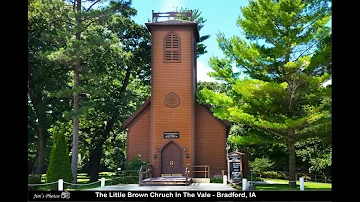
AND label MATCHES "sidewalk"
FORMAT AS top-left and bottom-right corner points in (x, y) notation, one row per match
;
(91, 183), (237, 191)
